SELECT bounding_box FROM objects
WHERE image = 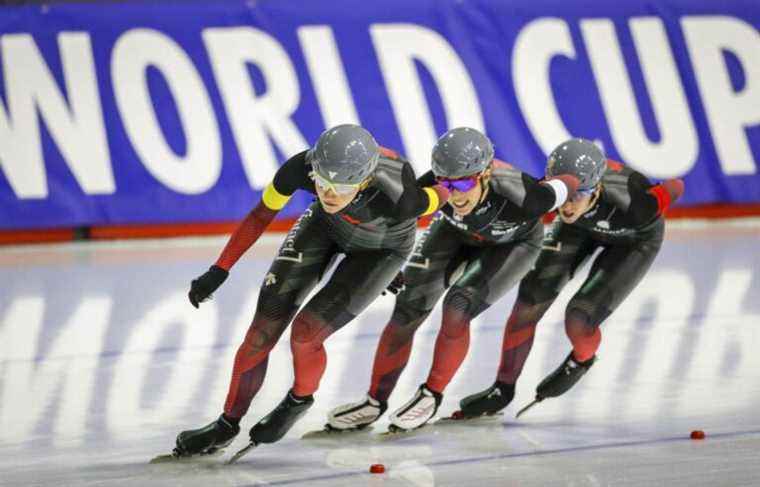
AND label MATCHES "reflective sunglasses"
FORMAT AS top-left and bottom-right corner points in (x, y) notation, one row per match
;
(311, 172), (363, 196)
(436, 174), (480, 193)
